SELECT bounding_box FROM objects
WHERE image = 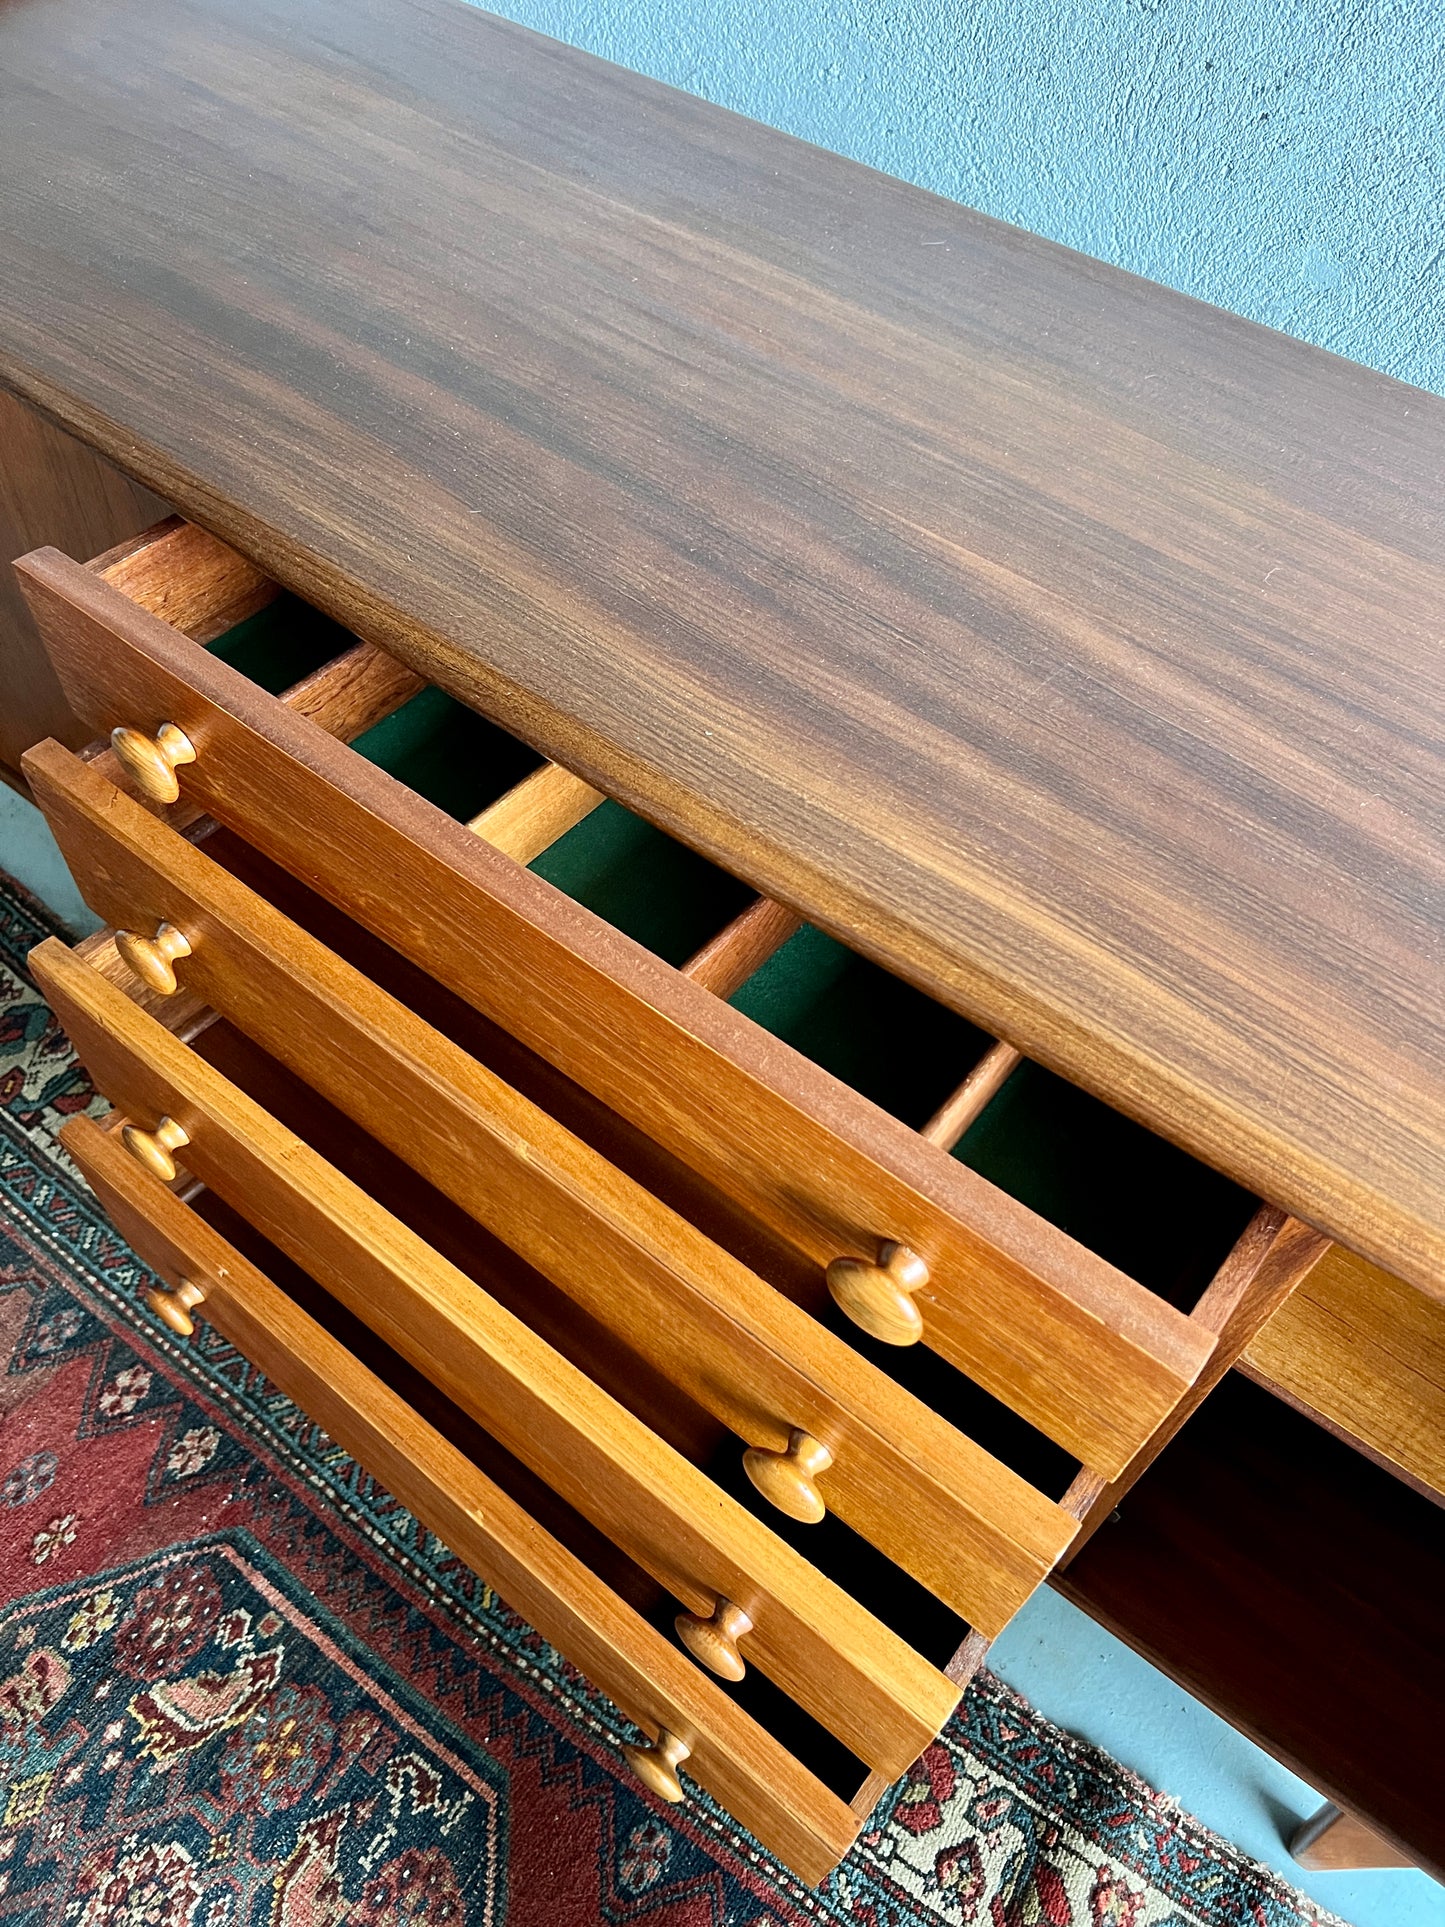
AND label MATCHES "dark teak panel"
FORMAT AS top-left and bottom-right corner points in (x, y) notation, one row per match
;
(0, 0), (1442, 1293)
(0, 389), (166, 782)
(1057, 1374), (1445, 1878)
